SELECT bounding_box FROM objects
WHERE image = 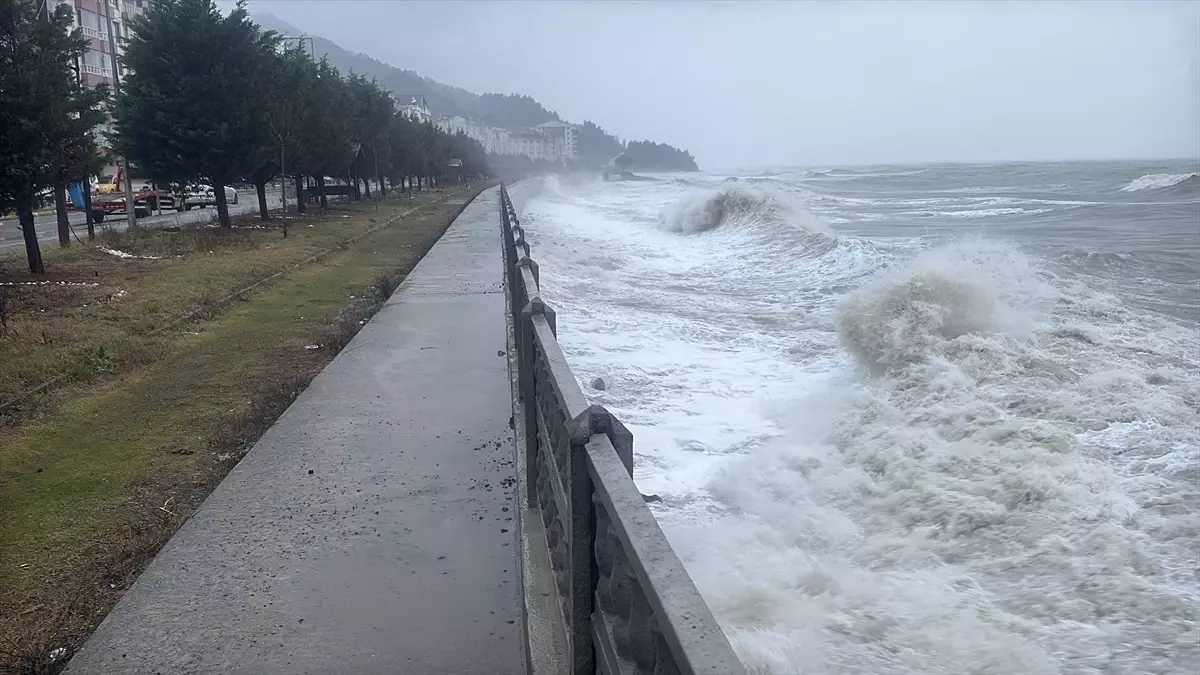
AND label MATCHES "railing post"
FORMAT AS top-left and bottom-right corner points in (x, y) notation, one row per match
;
(519, 297), (553, 505)
(565, 408), (601, 675)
